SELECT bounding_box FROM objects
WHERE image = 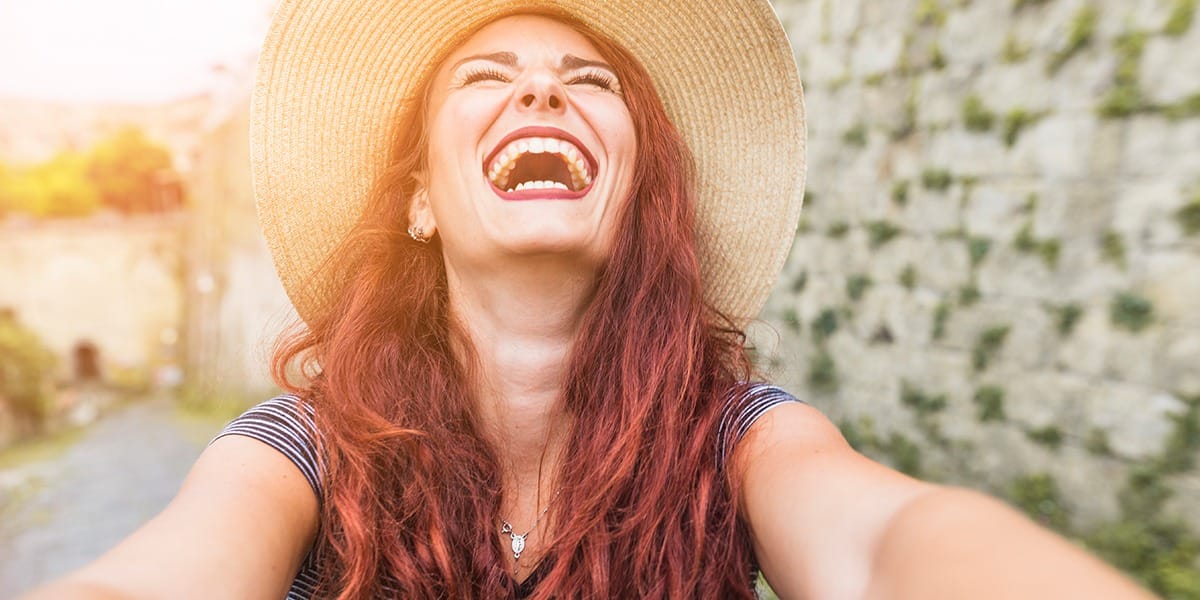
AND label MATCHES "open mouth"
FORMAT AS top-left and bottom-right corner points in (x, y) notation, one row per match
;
(483, 127), (598, 199)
